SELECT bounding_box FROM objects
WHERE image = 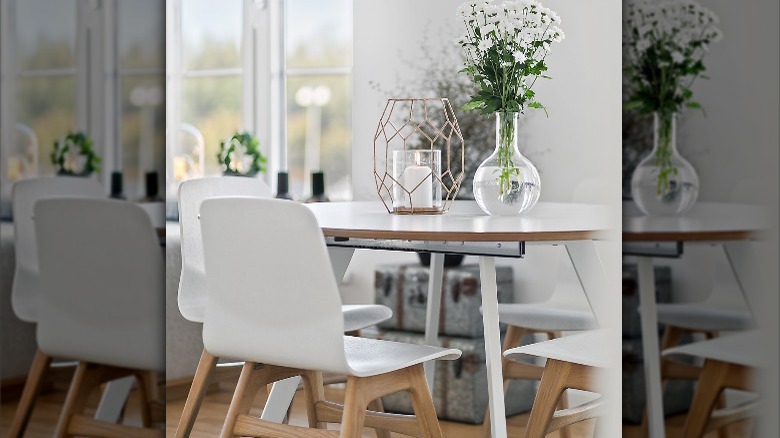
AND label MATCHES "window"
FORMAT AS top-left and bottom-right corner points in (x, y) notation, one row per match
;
(0, 0), (165, 209)
(285, 0), (352, 200)
(117, 0), (166, 198)
(8, 0), (78, 180)
(167, 0), (353, 201)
